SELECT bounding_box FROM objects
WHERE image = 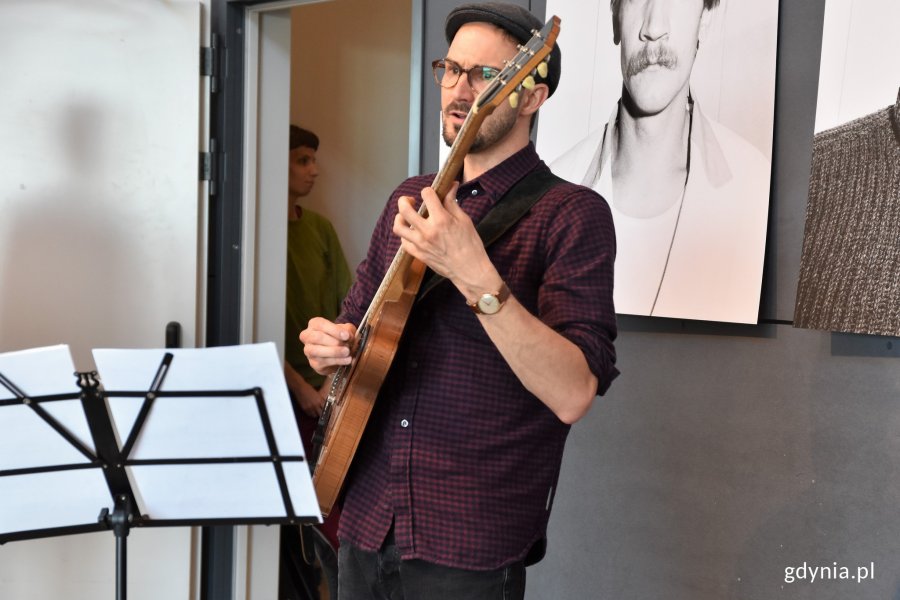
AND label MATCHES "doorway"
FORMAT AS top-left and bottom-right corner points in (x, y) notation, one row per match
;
(241, 0), (414, 356)
(233, 1), (415, 597)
